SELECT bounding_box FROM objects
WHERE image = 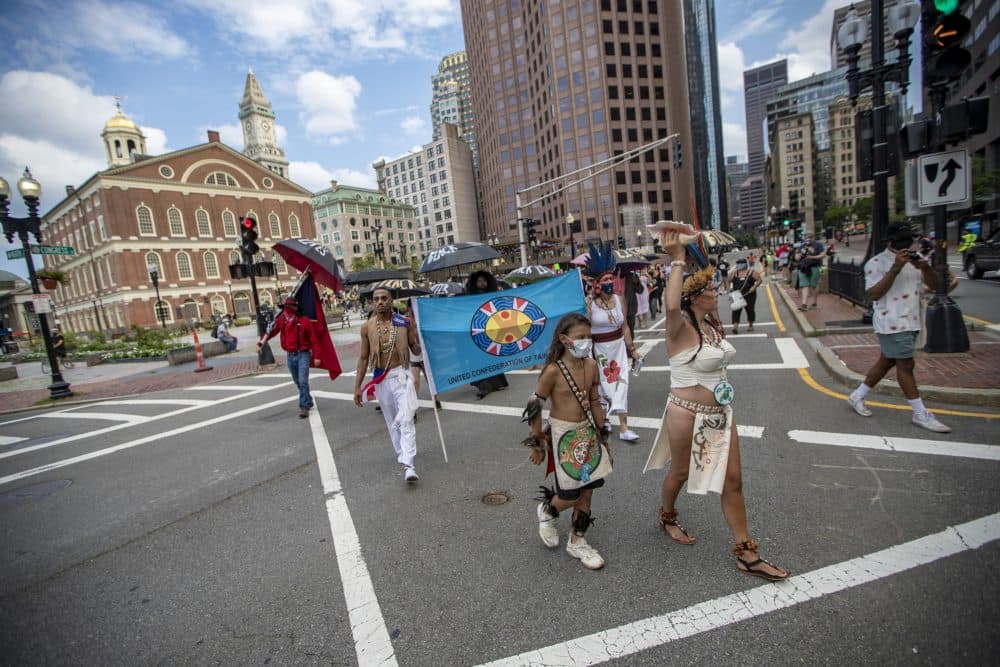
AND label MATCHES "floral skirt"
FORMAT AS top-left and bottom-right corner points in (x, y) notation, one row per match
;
(593, 337), (630, 415)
